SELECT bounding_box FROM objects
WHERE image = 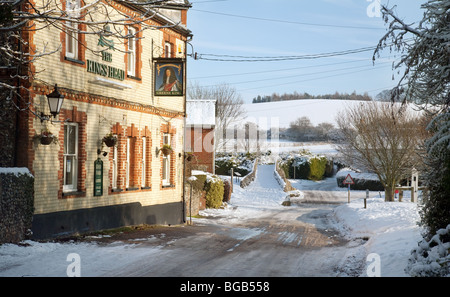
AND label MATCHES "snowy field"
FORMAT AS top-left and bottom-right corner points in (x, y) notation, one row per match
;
(243, 99), (366, 127)
(242, 99), (423, 128)
(0, 164), (424, 277)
